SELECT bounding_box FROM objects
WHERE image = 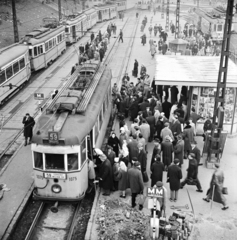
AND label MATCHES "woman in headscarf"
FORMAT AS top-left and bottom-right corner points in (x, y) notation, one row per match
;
(108, 131), (120, 157)
(118, 160), (128, 198)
